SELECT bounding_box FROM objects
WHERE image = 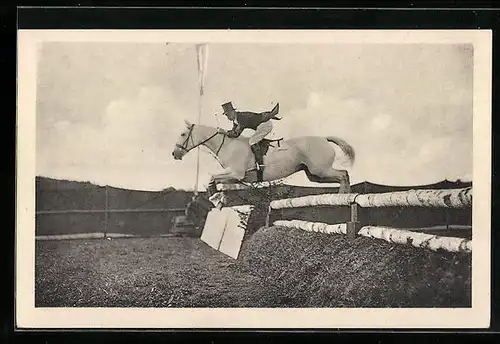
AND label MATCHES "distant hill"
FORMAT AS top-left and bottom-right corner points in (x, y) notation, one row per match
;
(36, 176), (197, 211)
